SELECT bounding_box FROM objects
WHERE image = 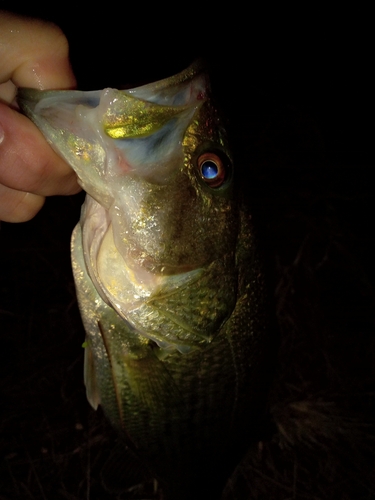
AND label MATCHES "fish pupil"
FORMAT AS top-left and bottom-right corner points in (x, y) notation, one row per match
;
(201, 160), (219, 180)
